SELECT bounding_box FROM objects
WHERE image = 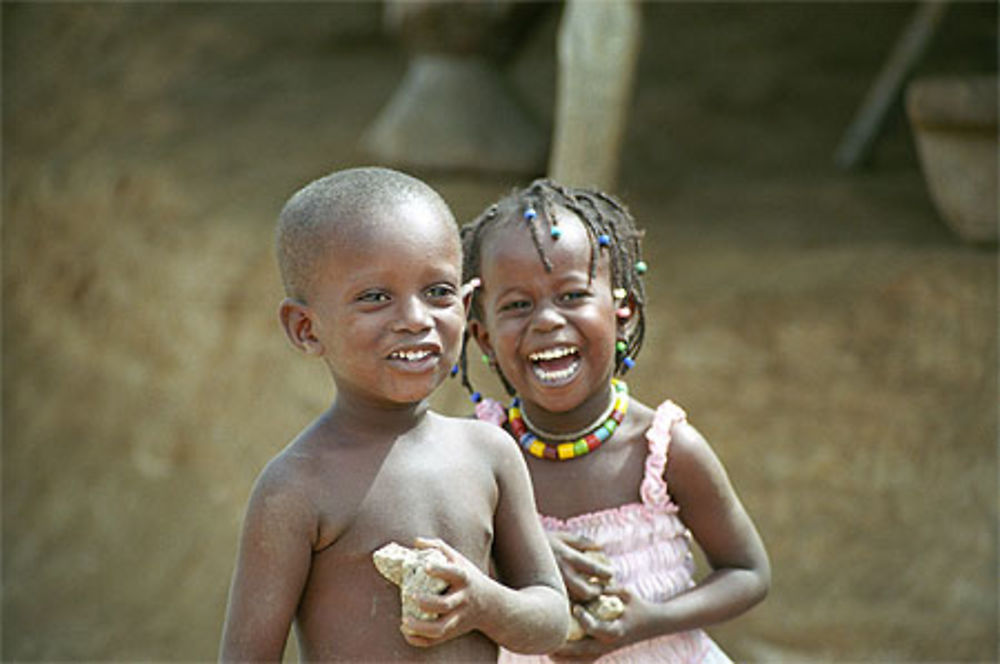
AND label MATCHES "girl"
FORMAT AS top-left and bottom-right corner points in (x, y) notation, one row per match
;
(458, 180), (770, 662)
